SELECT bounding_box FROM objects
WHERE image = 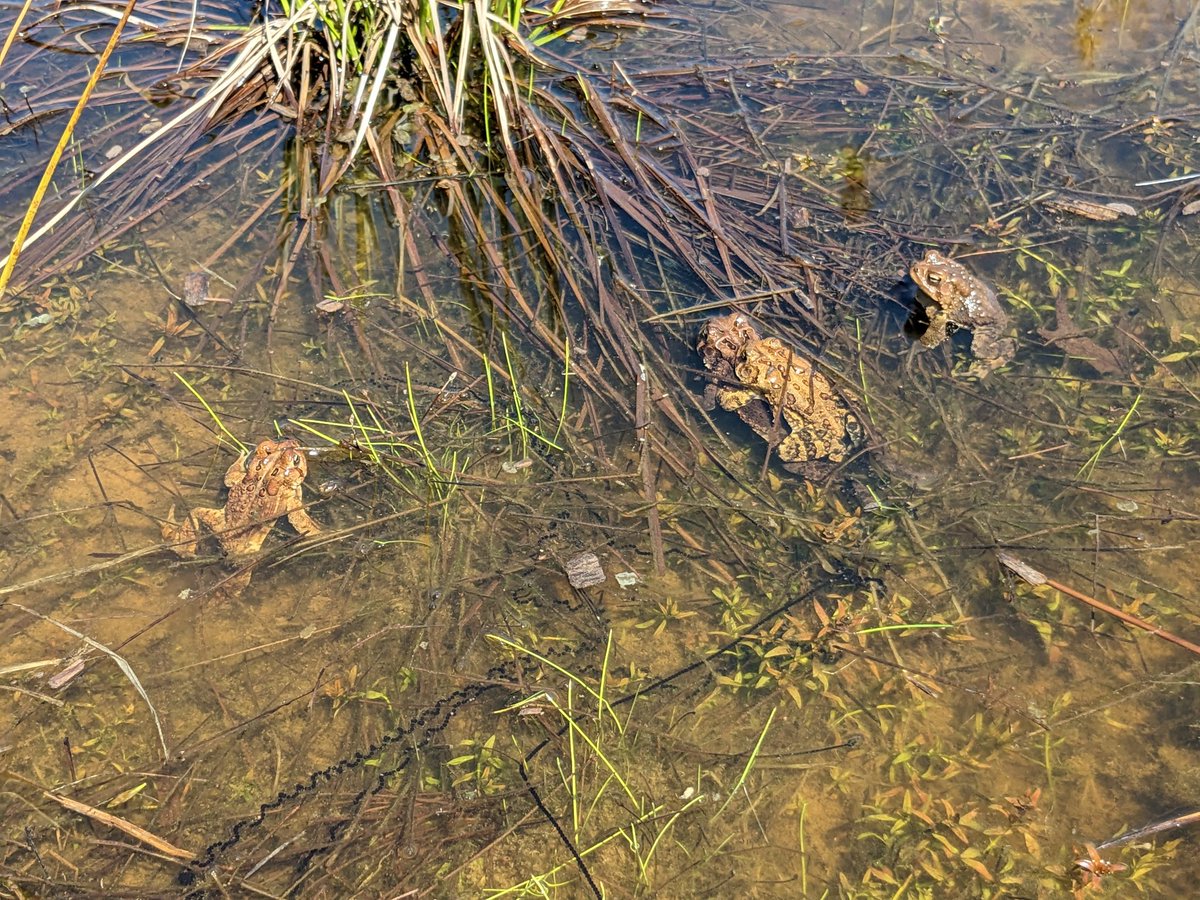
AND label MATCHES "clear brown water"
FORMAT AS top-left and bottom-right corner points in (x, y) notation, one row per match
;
(2, 1), (1200, 897)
